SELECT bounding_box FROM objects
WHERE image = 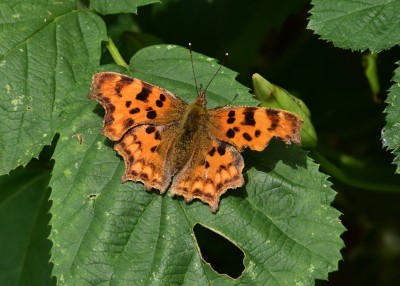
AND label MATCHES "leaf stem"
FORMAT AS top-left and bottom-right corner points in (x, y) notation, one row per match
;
(311, 151), (400, 192)
(106, 37), (129, 69)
